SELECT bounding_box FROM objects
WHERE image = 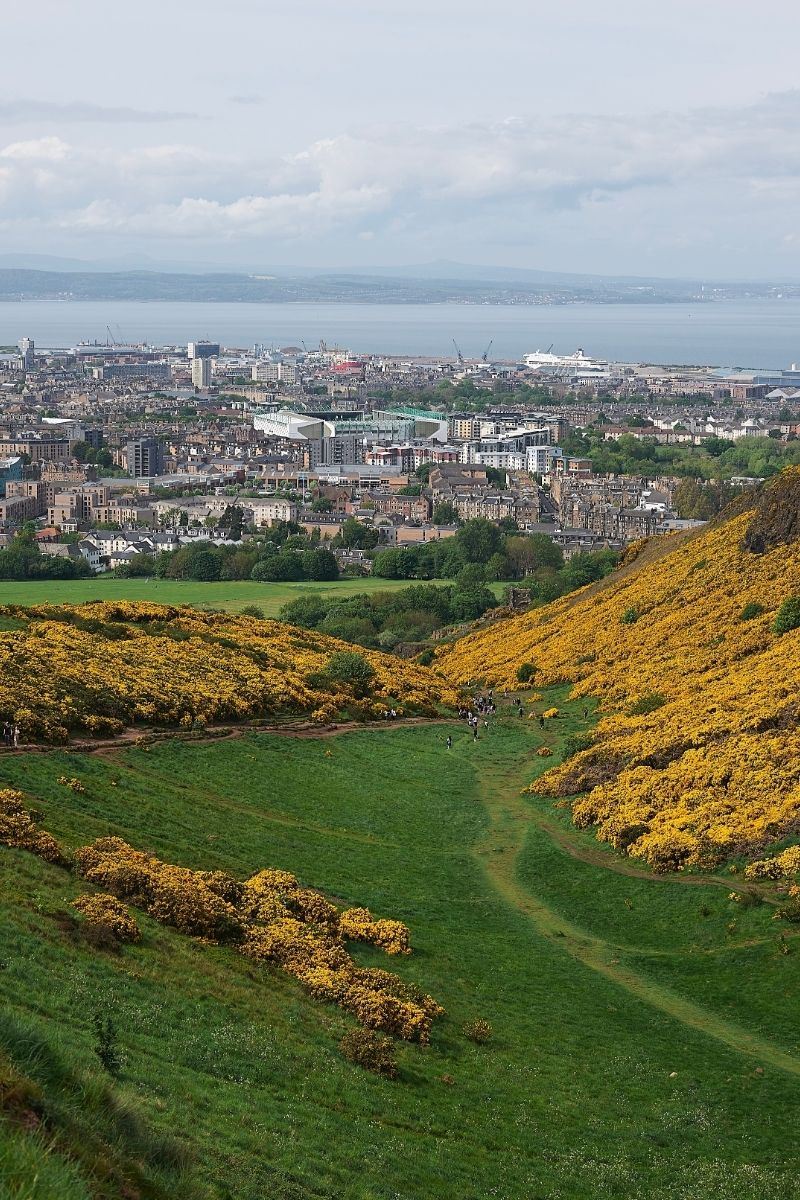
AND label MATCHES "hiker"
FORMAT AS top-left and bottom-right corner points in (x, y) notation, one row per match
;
(12, 724), (19, 749)
(539, 715), (545, 729)
(1, 722), (10, 747)
(583, 707), (589, 720)
(446, 735), (452, 750)
(472, 725), (478, 741)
